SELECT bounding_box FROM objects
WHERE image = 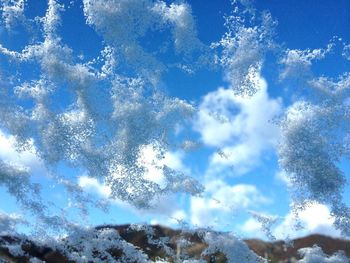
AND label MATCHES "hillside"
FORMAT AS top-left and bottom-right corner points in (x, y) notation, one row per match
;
(1, 225), (349, 262)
